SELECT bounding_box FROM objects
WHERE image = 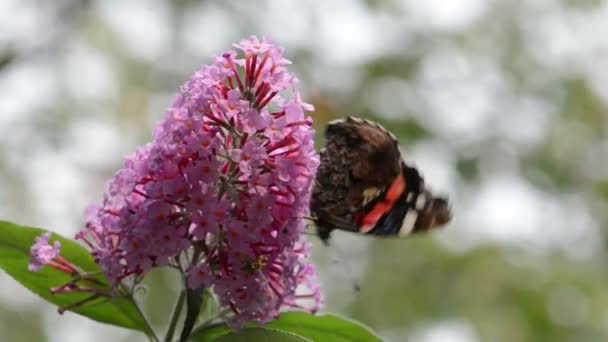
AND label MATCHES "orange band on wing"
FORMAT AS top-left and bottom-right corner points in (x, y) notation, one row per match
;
(359, 174), (406, 233)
